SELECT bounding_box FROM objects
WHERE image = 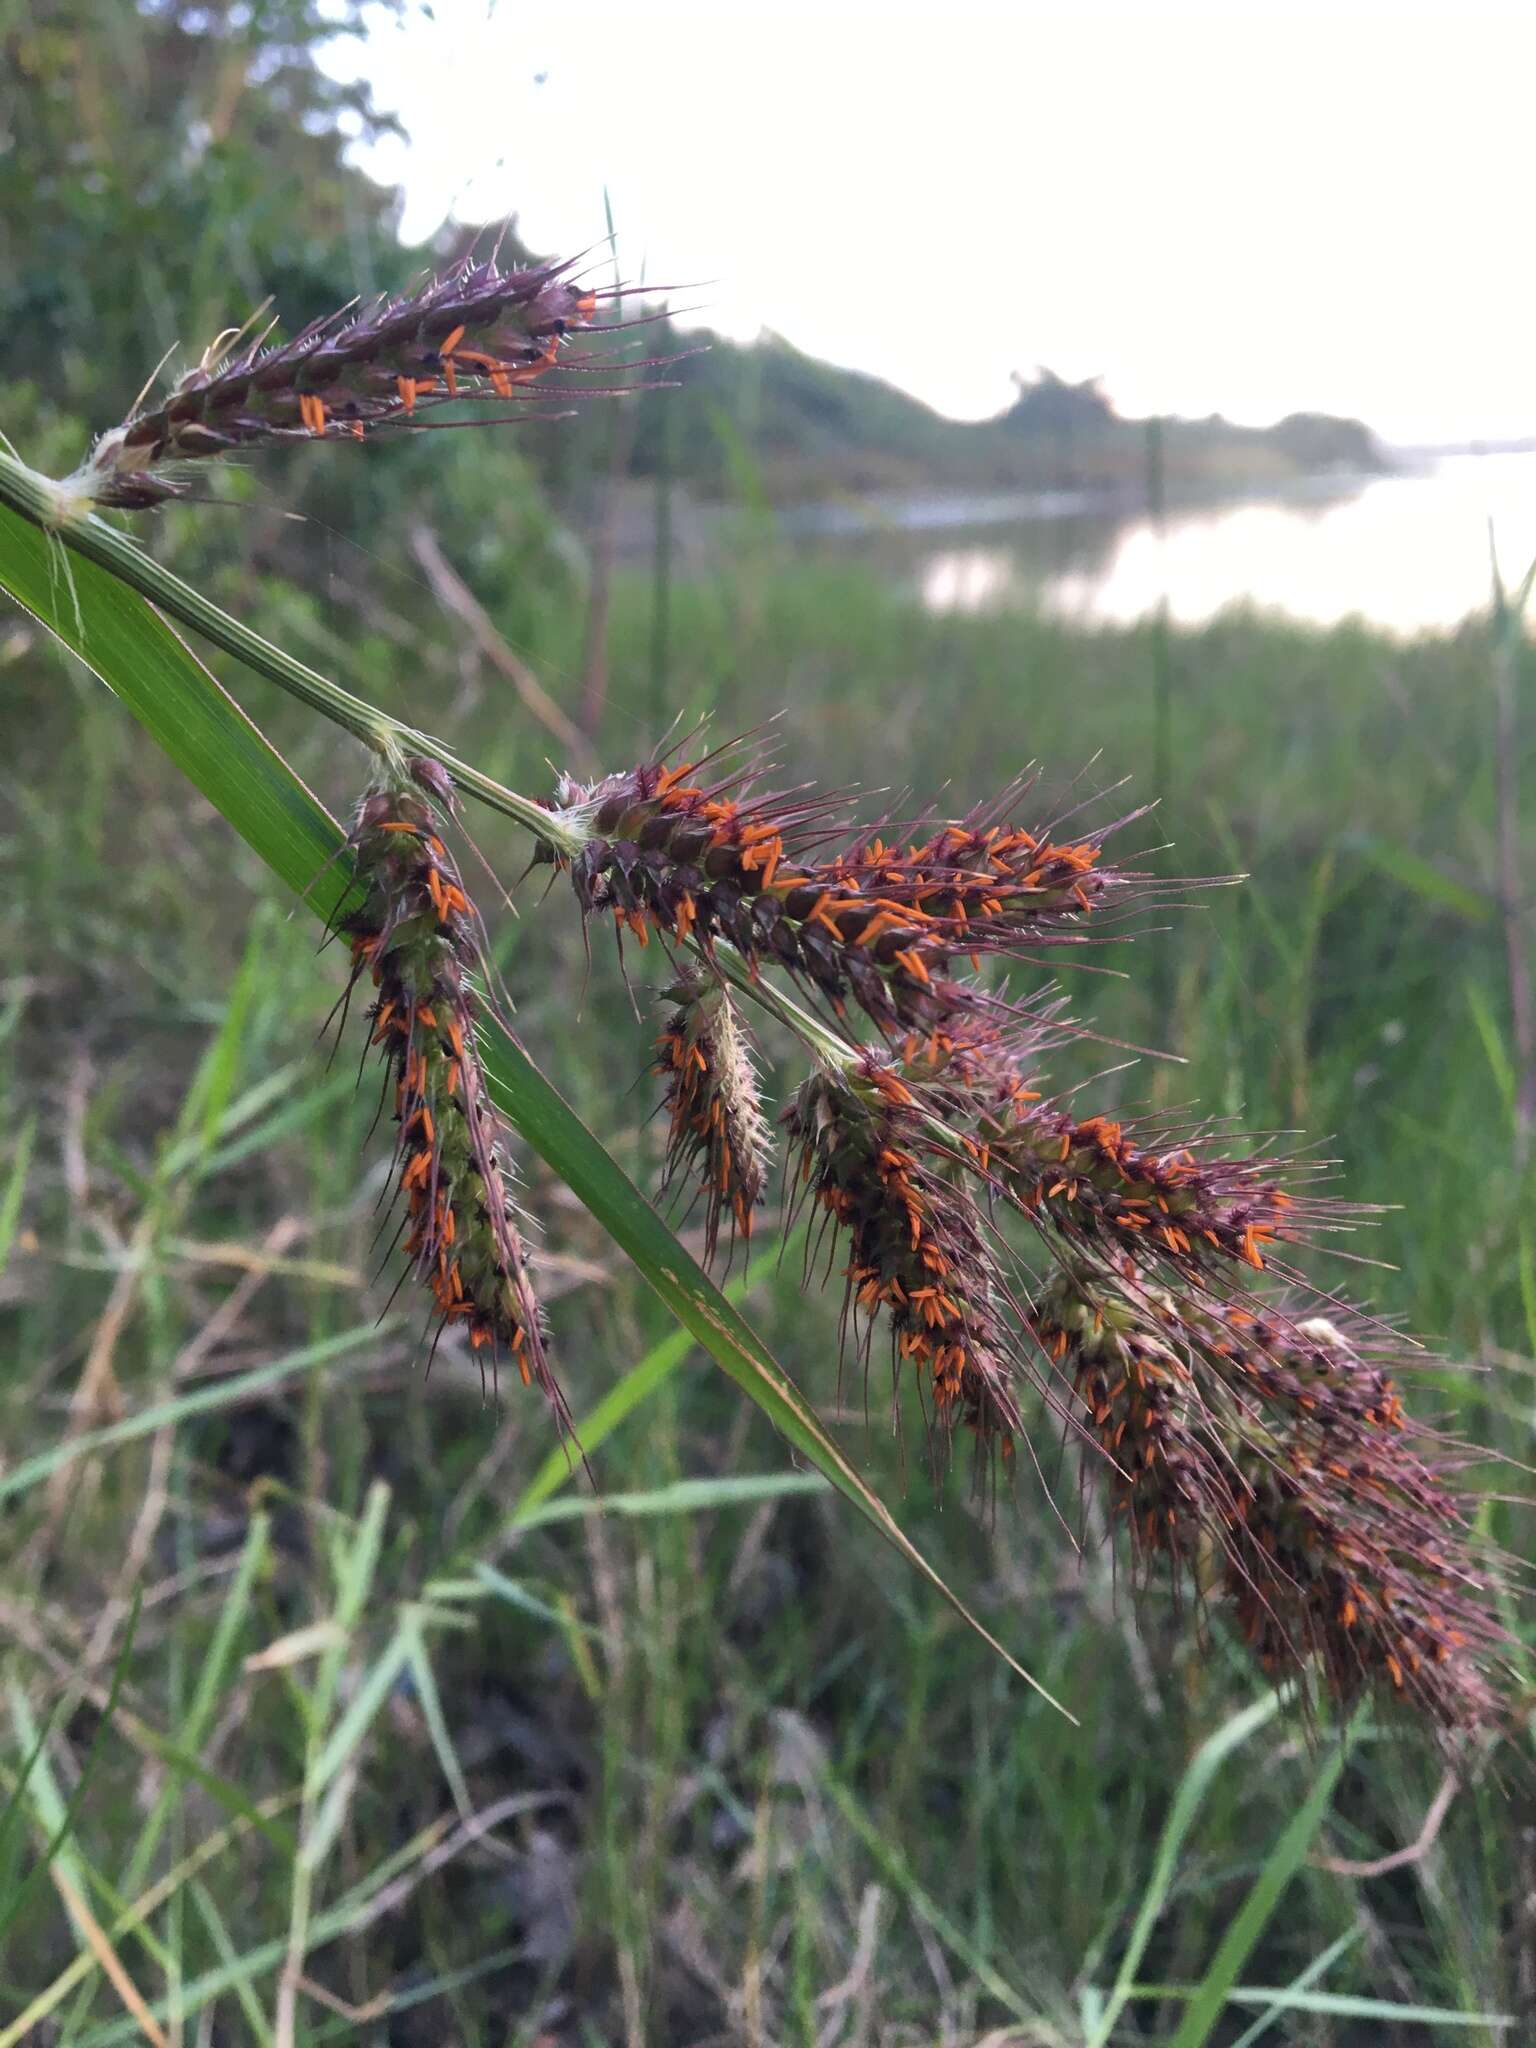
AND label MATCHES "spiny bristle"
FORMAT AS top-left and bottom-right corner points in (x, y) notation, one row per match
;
(339, 757), (558, 1410)
(655, 969), (771, 1264)
(783, 1057), (1022, 1457)
(72, 254), (610, 510)
(536, 749), (1151, 1036)
(1036, 1267), (1508, 1734)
